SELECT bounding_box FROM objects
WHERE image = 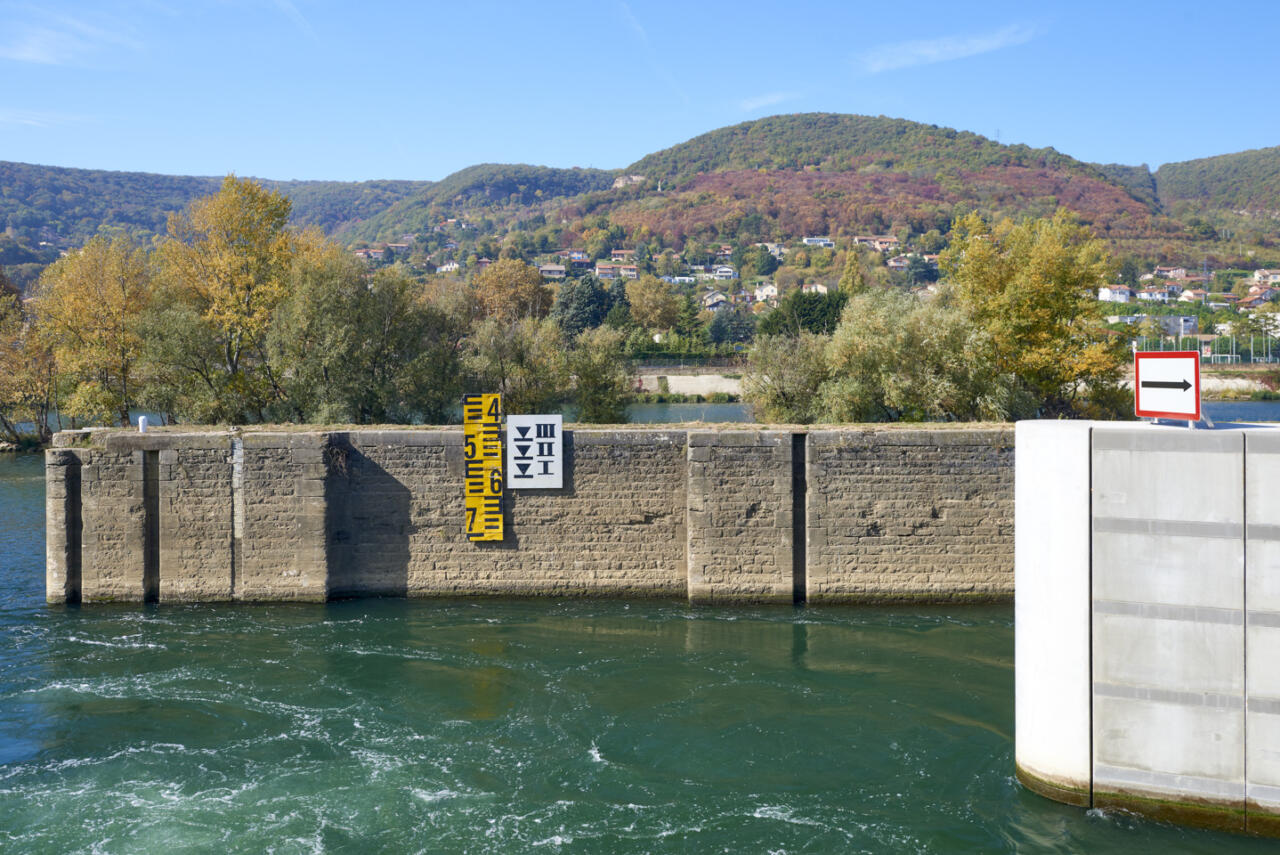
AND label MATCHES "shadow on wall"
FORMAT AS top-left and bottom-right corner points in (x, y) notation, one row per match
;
(327, 439), (412, 597)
